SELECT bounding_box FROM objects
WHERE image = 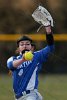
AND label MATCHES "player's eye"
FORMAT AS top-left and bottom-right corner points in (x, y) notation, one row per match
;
(26, 43), (31, 45)
(20, 43), (30, 46)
